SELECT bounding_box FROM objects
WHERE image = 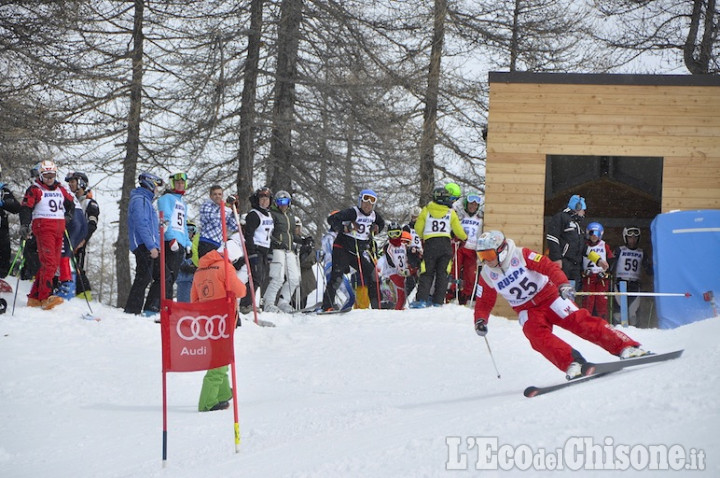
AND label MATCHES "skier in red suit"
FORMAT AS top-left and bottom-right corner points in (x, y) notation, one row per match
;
(19, 160), (75, 310)
(472, 230), (647, 380)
